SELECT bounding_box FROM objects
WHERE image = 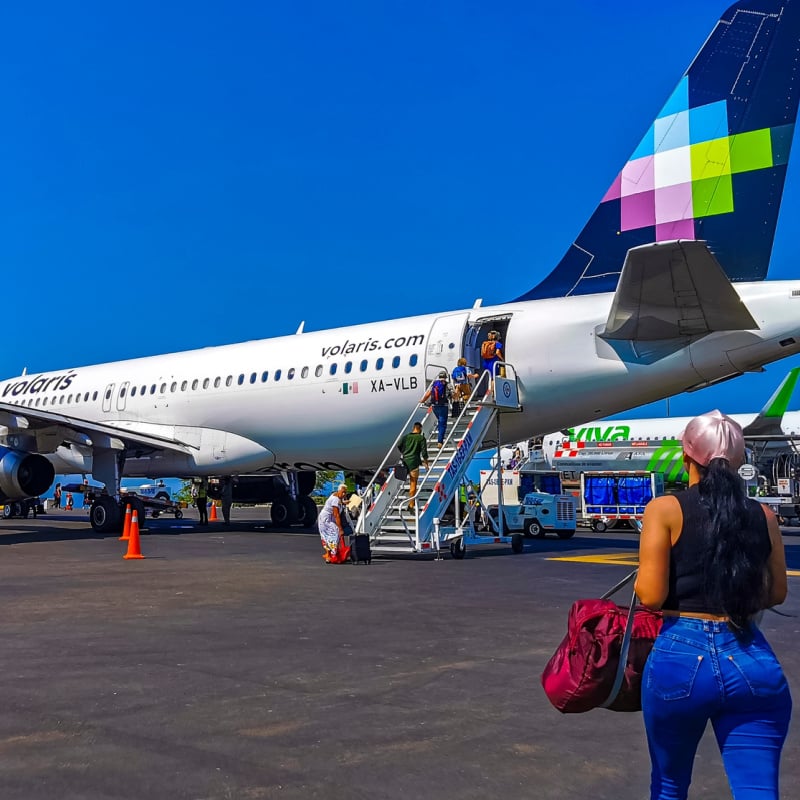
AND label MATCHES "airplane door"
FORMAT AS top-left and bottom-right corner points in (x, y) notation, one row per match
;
(425, 312), (470, 381)
(102, 383), (115, 412)
(116, 382), (130, 411)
